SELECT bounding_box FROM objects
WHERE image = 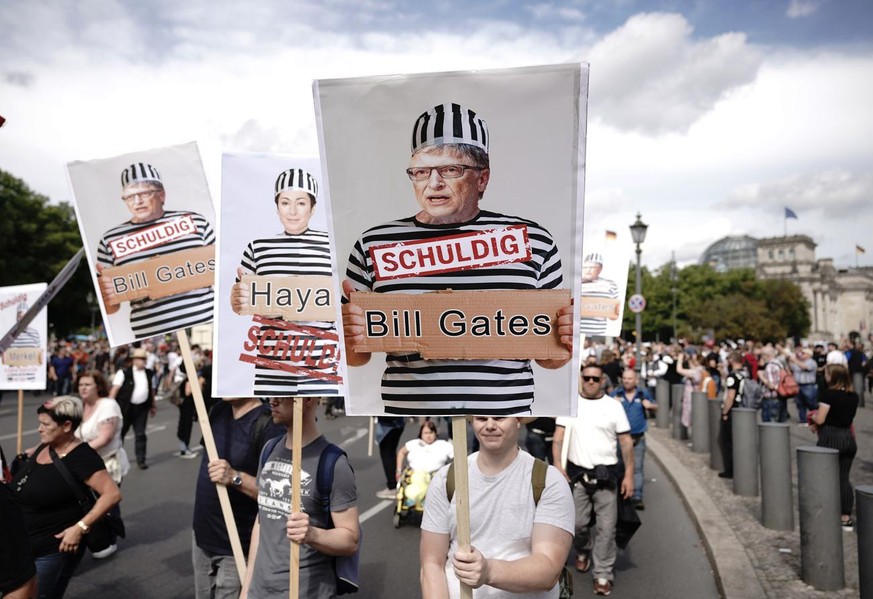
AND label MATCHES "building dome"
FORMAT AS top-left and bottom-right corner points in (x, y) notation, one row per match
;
(699, 235), (759, 272)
